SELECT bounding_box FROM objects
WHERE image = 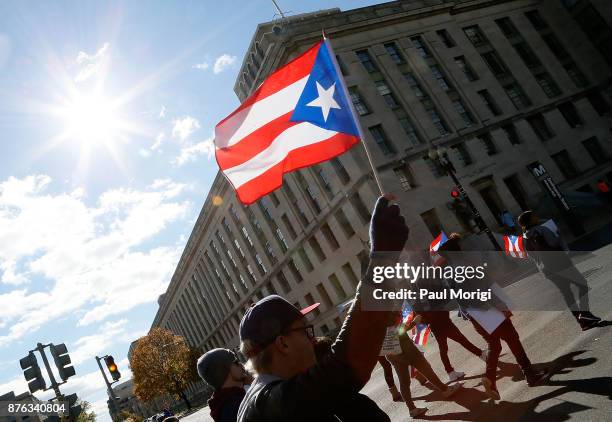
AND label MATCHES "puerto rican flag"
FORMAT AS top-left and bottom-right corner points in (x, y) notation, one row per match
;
(412, 323), (431, 346)
(504, 235), (527, 259)
(214, 40), (361, 204)
(430, 231), (448, 266)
